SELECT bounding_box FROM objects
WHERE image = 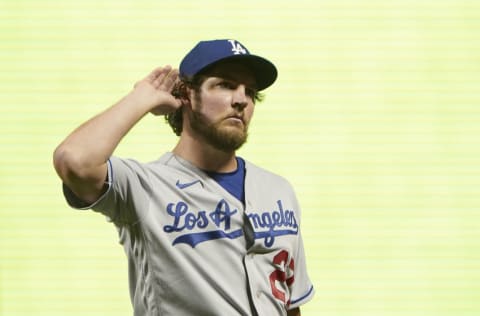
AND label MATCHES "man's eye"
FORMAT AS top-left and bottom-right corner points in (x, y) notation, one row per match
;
(218, 81), (234, 88)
